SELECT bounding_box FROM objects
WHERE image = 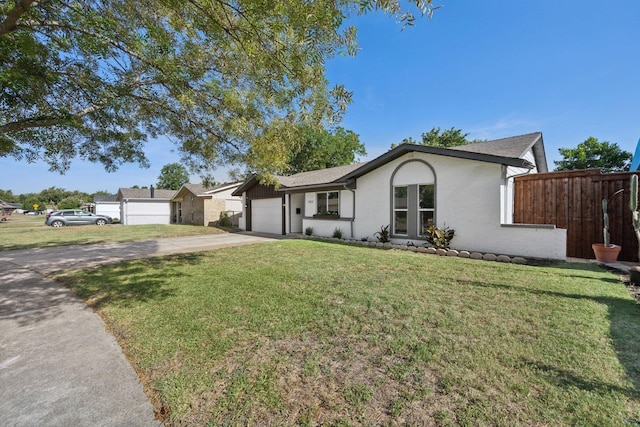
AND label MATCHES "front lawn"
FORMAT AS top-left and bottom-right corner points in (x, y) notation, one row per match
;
(56, 240), (640, 426)
(0, 214), (227, 251)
